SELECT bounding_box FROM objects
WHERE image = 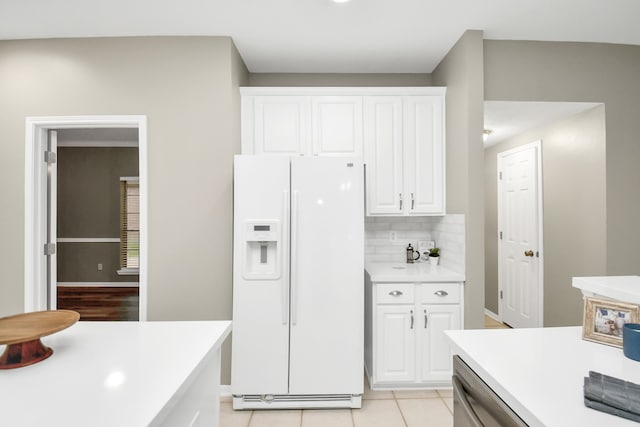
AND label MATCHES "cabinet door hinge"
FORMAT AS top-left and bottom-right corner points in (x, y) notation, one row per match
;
(500, 290), (503, 299)
(499, 171), (502, 180)
(499, 231), (503, 240)
(536, 251), (539, 258)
